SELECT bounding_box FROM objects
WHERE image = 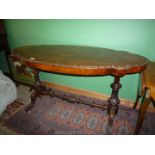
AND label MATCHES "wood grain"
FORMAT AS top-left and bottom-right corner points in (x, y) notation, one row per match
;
(11, 45), (149, 76)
